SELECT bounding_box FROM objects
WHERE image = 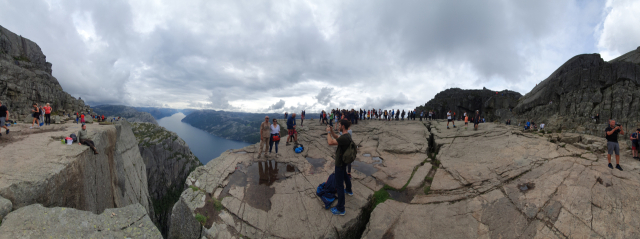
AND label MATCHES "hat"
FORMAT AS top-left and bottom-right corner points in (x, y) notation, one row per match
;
(81, 123), (86, 126)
